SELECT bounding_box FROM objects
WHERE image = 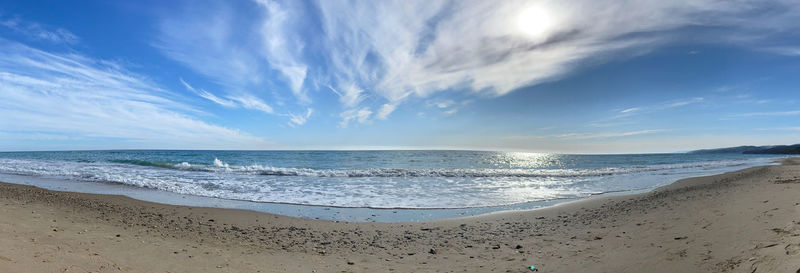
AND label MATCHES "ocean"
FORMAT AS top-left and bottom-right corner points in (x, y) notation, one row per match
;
(0, 150), (784, 221)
